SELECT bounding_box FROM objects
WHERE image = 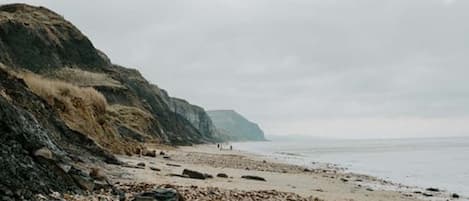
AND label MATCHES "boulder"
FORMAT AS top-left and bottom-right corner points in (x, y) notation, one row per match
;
(137, 162), (146, 167)
(216, 173), (228, 178)
(182, 169), (207, 180)
(150, 167), (161, 171)
(143, 149), (157, 157)
(452, 193), (460, 198)
(33, 147), (53, 160)
(132, 188), (184, 201)
(241, 175), (266, 181)
(426, 187), (439, 192)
